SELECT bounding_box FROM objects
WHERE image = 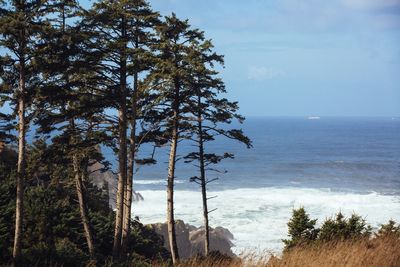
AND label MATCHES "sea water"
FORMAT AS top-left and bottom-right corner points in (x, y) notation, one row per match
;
(107, 117), (400, 253)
